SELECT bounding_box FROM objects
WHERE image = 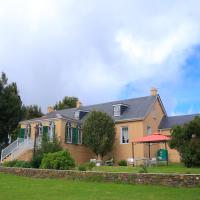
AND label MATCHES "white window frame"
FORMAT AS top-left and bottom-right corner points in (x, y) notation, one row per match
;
(49, 122), (55, 141)
(147, 126), (152, 135)
(66, 122), (72, 143)
(113, 105), (121, 117)
(38, 124), (43, 136)
(121, 126), (129, 144)
(74, 111), (80, 120)
(77, 125), (83, 144)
